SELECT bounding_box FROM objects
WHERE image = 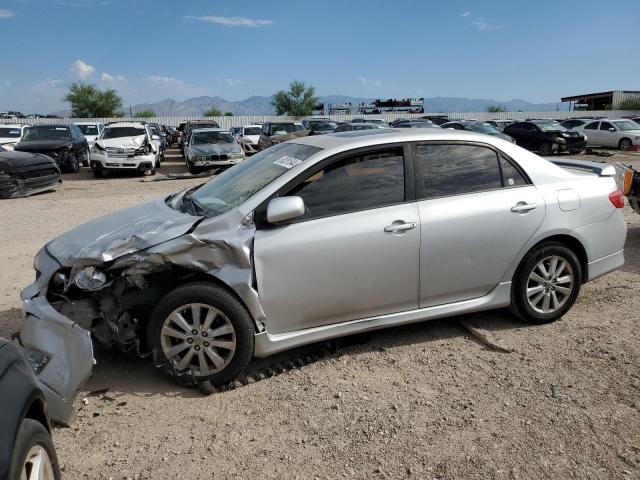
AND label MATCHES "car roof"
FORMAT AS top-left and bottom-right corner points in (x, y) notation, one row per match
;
(105, 122), (147, 128)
